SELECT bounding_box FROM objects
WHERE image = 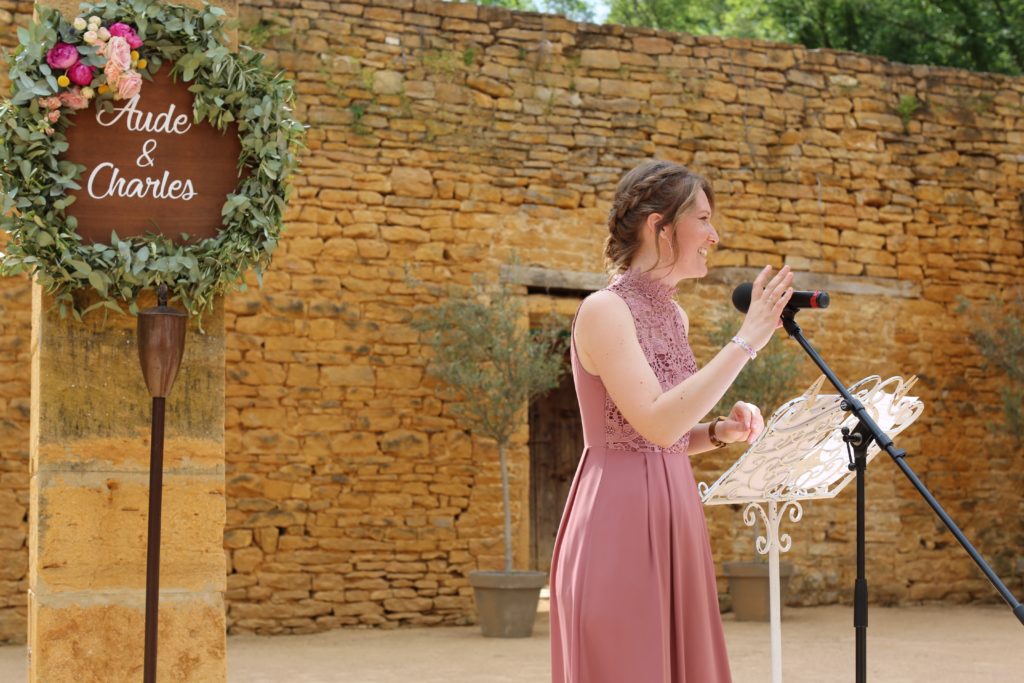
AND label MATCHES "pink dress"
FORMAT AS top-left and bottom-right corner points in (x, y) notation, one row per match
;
(549, 267), (732, 683)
